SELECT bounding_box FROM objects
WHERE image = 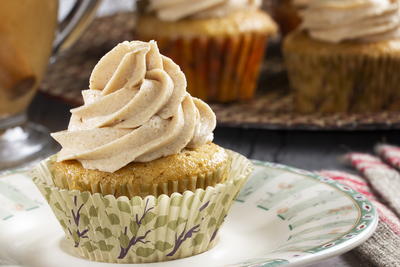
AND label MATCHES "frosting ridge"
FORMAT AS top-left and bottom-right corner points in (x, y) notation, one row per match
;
(146, 0), (262, 21)
(51, 41), (216, 172)
(299, 0), (400, 43)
